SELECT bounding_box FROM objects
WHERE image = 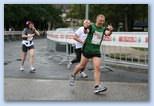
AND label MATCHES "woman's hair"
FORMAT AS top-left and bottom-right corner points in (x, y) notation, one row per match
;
(25, 21), (33, 28)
